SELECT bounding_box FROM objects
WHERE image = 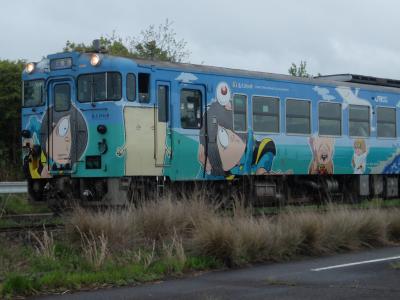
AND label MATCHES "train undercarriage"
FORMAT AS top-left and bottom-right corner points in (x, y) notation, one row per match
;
(27, 174), (399, 211)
